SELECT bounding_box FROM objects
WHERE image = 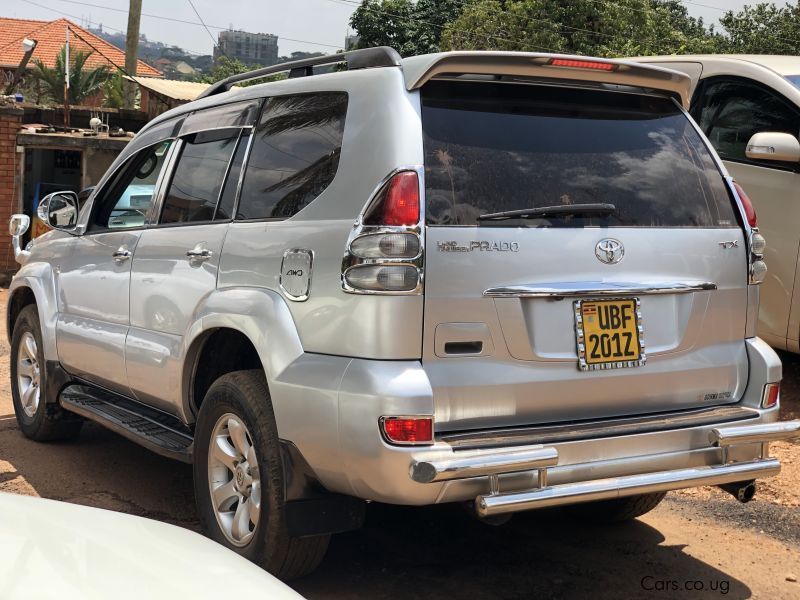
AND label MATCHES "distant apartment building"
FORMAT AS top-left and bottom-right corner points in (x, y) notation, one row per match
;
(215, 29), (278, 67)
